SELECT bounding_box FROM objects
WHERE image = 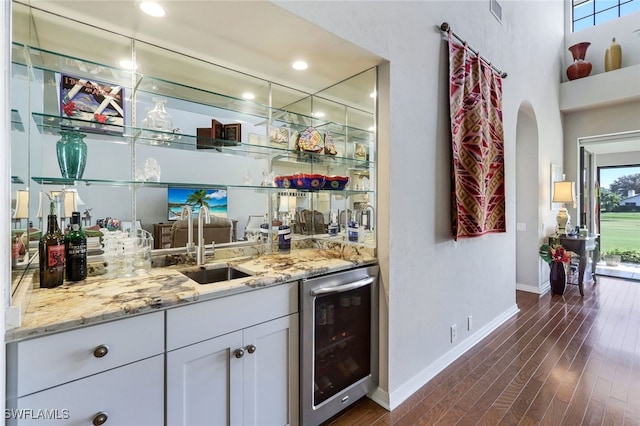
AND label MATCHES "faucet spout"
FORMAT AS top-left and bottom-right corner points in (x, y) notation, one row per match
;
(196, 205), (211, 265)
(181, 205), (194, 252)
